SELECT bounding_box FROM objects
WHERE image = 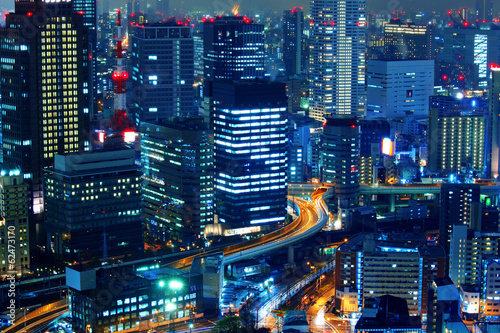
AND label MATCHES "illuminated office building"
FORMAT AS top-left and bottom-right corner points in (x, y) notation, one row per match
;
(283, 7), (307, 76)
(130, 23), (195, 126)
(0, 0), (91, 216)
(383, 20), (433, 60)
(476, 0), (494, 21)
(44, 150), (143, 261)
(203, 16), (265, 97)
(427, 96), (485, 174)
(309, 0), (366, 121)
(213, 81), (288, 233)
(439, 183), (480, 254)
(443, 26), (500, 88)
(322, 118), (360, 226)
(366, 59), (434, 119)
(488, 67), (500, 178)
(0, 174), (30, 277)
(141, 118), (214, 245)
